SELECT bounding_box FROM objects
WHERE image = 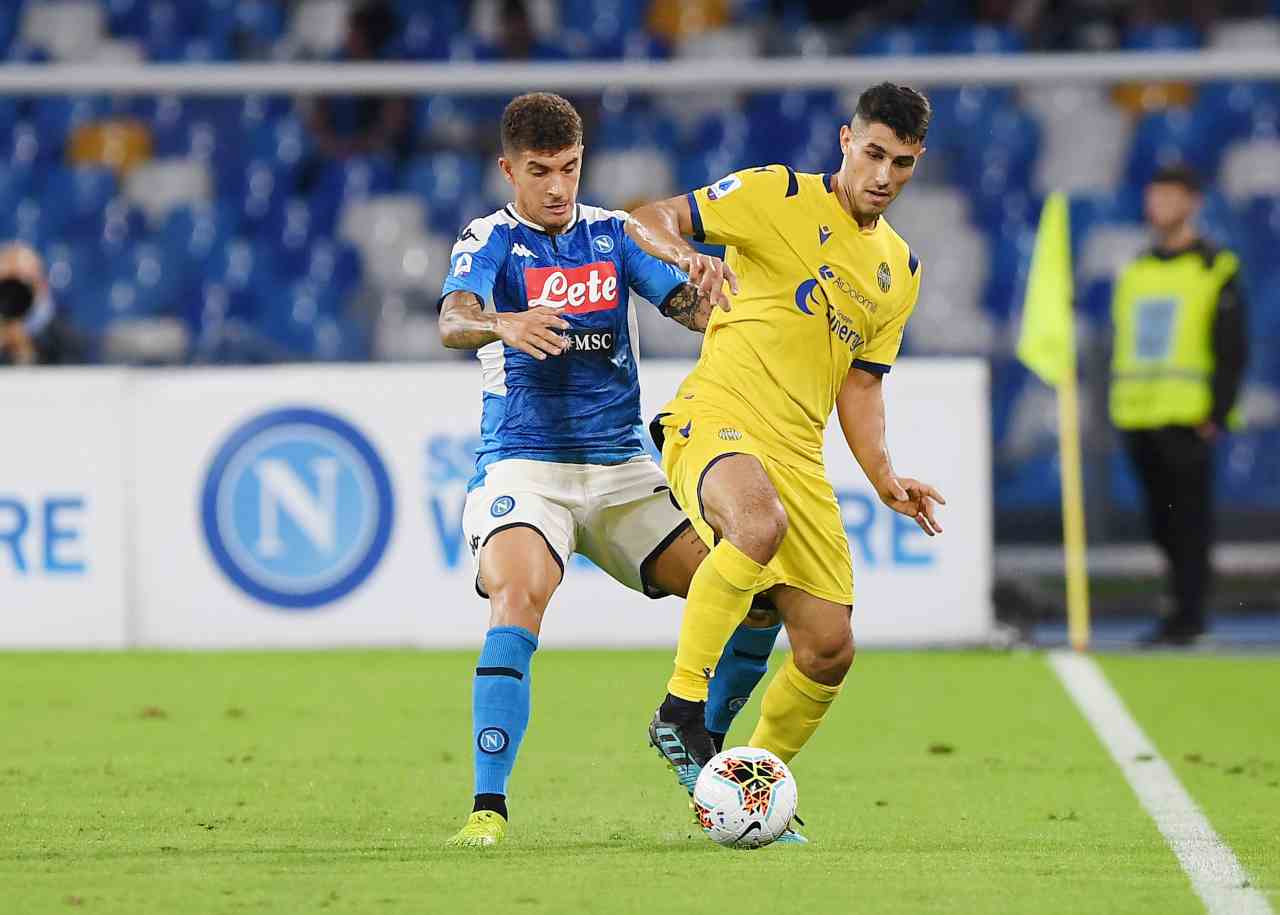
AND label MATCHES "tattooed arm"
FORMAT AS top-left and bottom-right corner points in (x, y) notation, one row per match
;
(659, 283), (714, 333)
(438, 290), (570, 360)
